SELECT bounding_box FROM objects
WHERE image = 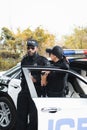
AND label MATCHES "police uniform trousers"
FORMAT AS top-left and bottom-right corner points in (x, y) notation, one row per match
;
(16, 90), (38, 130)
